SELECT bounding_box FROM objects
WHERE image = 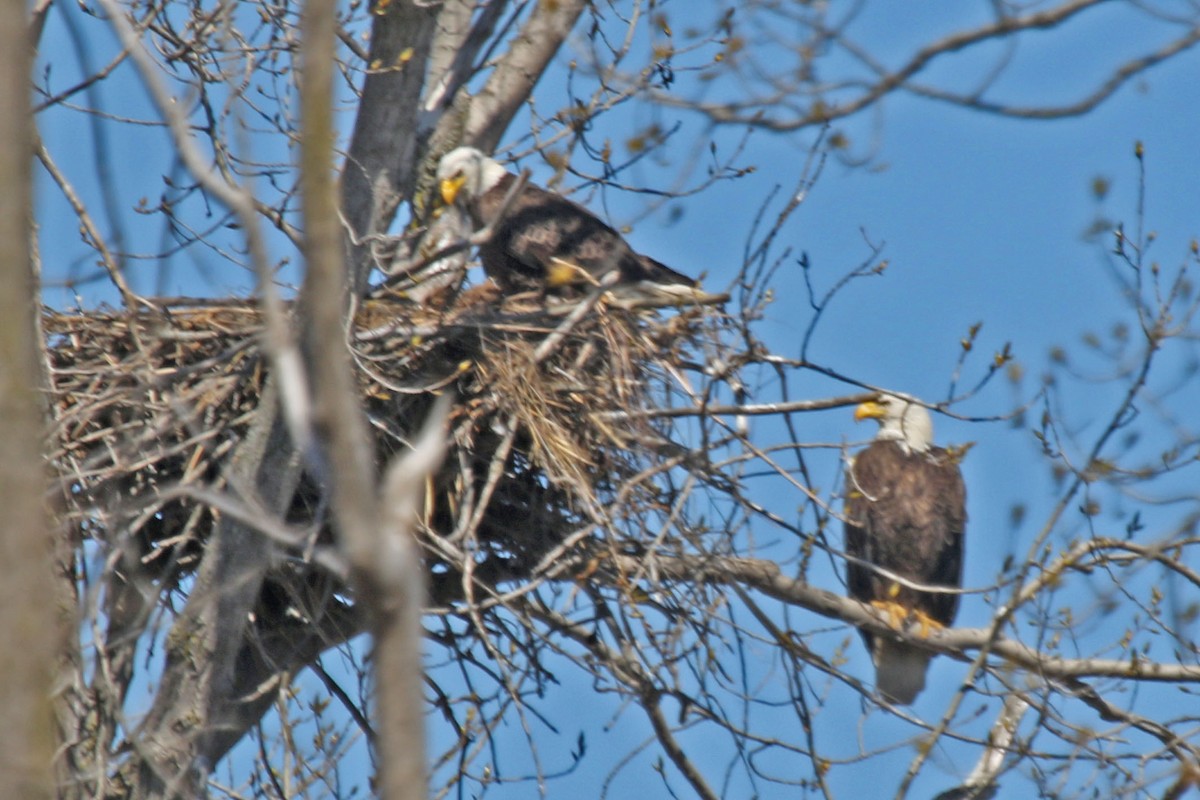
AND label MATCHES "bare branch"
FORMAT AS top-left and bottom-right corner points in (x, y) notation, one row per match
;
(598, 551), (1200, 685)
(465, 0), (588, 152)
